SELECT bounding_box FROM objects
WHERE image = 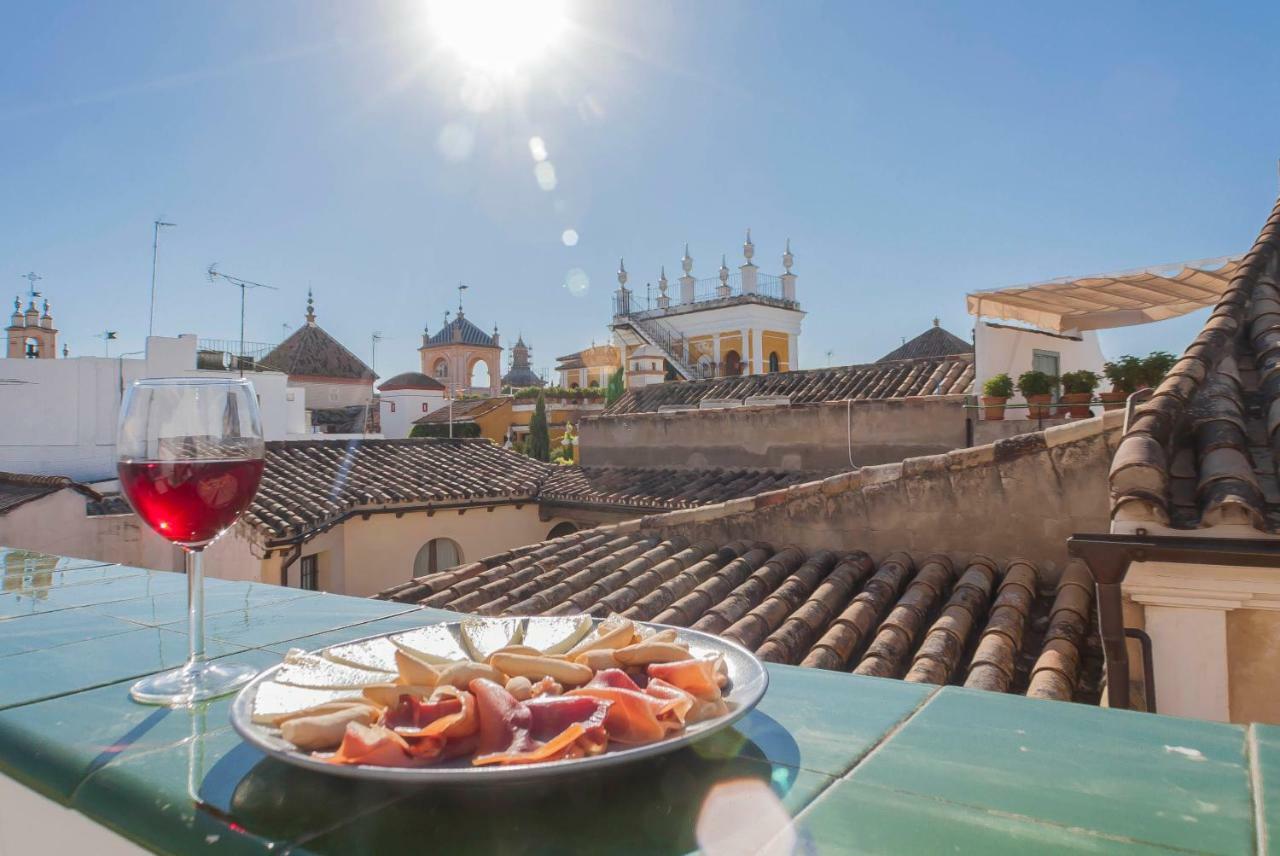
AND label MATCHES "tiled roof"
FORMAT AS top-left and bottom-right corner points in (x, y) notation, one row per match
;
(604, 356), (974, 415)
(0, 472), (100, 515)
(501, 366), (545, 388)
(309, 405), (373, 434)
(423, 314), (499, 348)
(259, 323), (376, 382)
(540, 466), (830, 512)
(379, 536), (1099, 703)
(1110, 196), (1280, 532)
(243, 439), (547, 541)
(413, 396), (510, 425)
(379, 372), (446, 392)
(877, 322), (972, 363)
